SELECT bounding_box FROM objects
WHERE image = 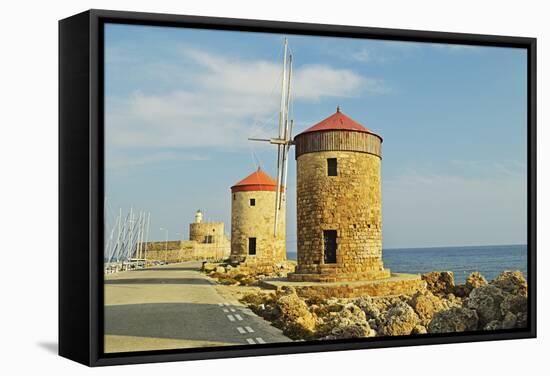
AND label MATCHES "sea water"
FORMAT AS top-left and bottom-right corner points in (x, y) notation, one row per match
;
(286, 244), (528, 284)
